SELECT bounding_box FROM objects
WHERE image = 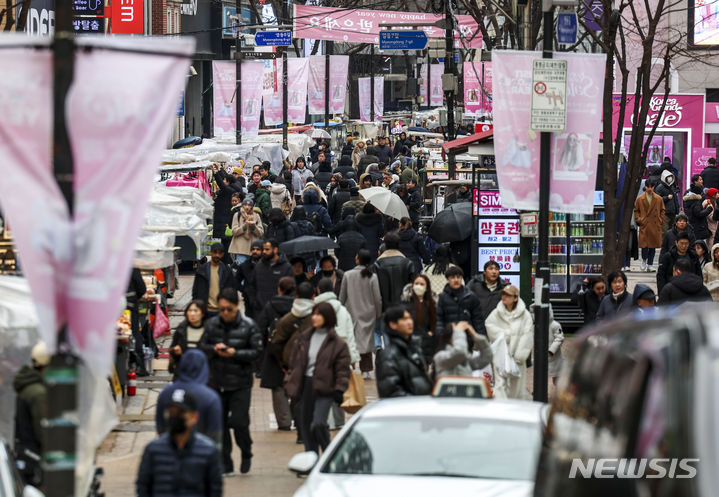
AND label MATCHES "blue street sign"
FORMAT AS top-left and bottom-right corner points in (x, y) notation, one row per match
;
(557, 13), (578, 44)
(254, 31), (293, 46)
(379, 30), (429, 51)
